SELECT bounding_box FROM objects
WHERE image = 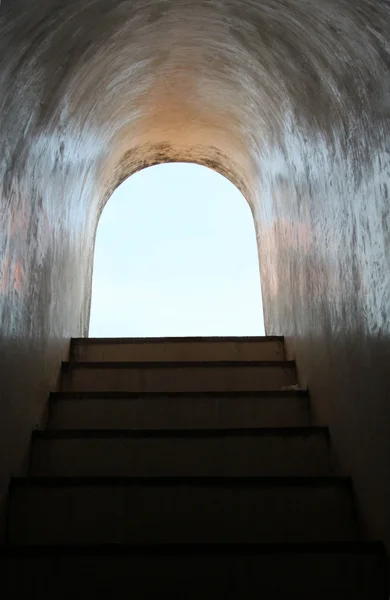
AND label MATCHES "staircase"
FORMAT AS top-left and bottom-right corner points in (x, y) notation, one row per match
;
(2, 336), (388, 597)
